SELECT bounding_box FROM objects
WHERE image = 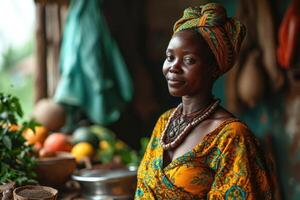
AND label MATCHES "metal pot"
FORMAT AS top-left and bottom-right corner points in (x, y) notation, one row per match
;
(72, 167), (137, 200)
